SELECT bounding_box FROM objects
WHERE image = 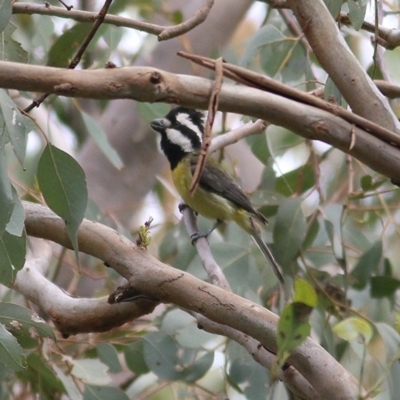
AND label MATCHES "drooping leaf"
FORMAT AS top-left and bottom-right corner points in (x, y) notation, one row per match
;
(0, 0), (11, 34)
(274, 197), (307, 268)
(18, 353), (65, 395)
(96, 343), (122, 374)
(37, 143), (88, 260)
(0, 150), (14, 236)
(0, 89), (30, 166)
(352, 241), (383, 290)
(0, 322), (26, 371)
(348, 0), (368, 31)
(81, 111), (123, 170)
(124, 340), (149, 376)
(5, 188), (25, 237)
(0, 231), (26, 286)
